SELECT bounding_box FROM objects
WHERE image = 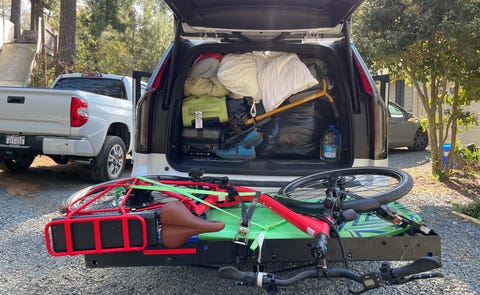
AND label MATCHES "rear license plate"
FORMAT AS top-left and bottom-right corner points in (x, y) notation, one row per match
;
(6, 135), (26, 145)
